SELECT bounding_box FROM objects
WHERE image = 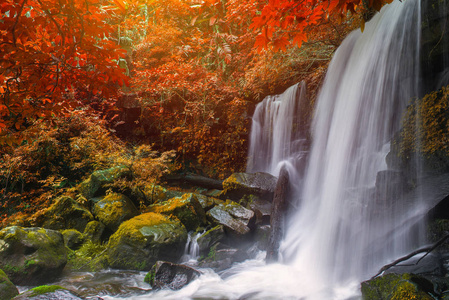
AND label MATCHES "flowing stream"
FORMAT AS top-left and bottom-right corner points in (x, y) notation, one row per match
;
(55, 0), (429, 298)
